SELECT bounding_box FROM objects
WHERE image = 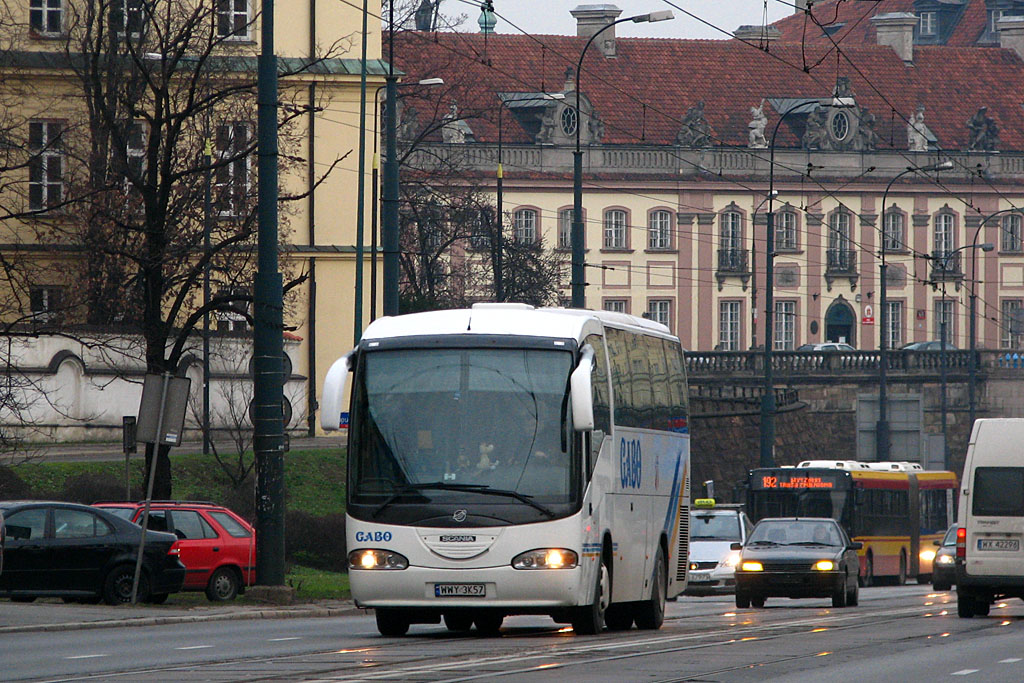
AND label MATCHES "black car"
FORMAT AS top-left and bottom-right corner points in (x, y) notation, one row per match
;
(932, 525), (958, 591)
(732, 517), (862, 608)
(0, 501), (186, 604)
